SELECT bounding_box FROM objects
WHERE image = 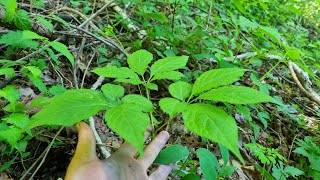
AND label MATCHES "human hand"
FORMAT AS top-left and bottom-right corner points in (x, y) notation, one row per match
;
(65, 122), (173, 180)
